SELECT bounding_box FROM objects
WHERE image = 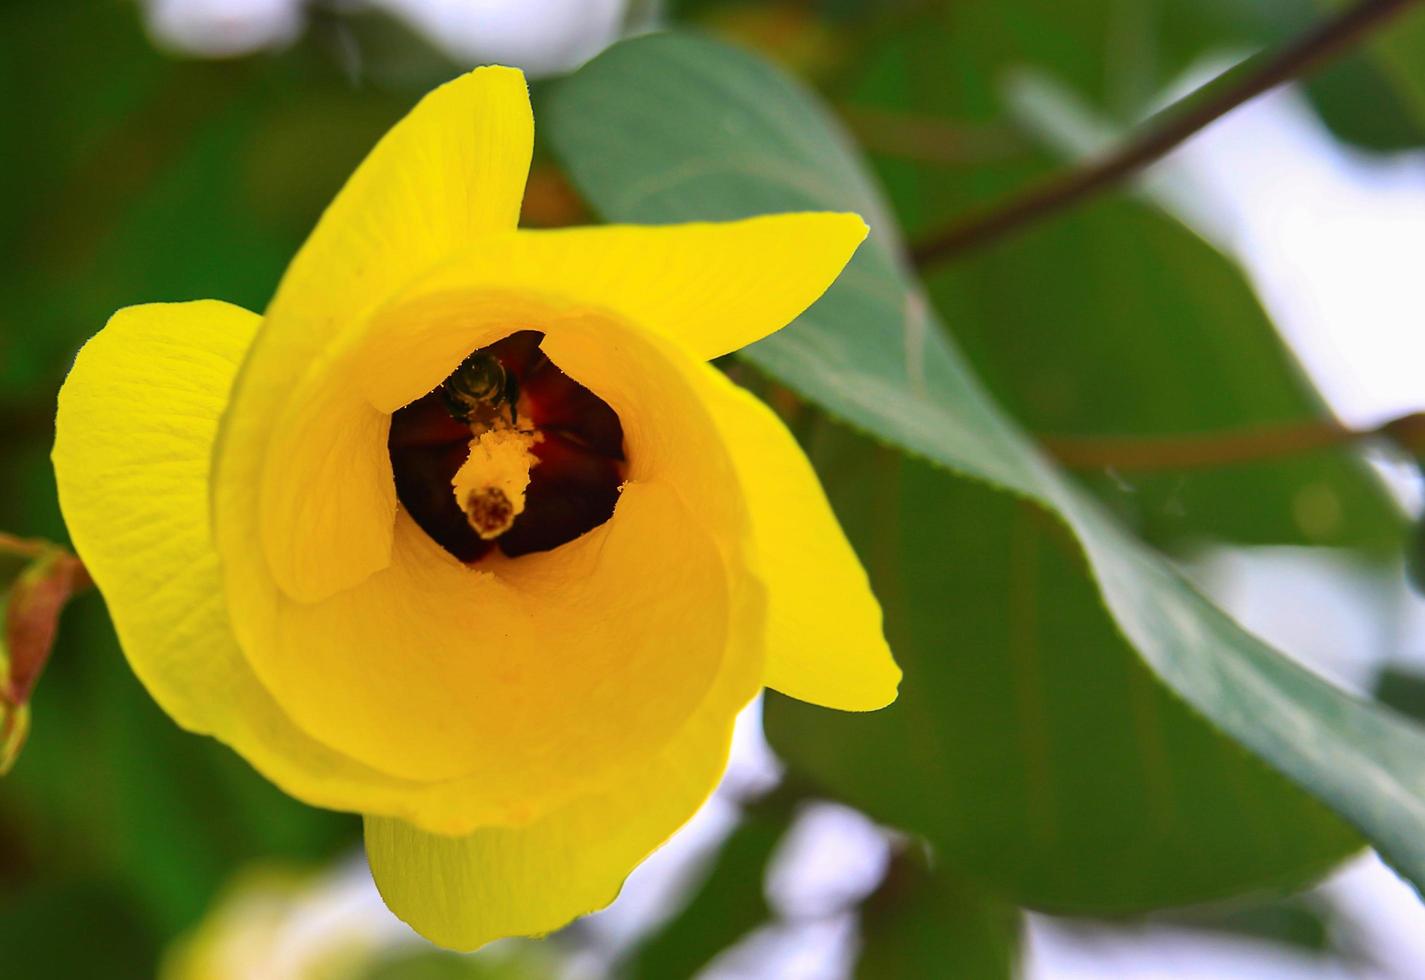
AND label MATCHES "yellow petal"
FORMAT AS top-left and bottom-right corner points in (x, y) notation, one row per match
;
(345, 217), (867, 415)
(52, 304), (537, 833)
(52, 303), (405, 808)
(712, 385), (900, 710)
(364, 618), (757, 951)
(259, 482), (733, 795)
(51, 302), (621, 834)
(216, 287), (767, 821)
(218, 66), (534, 605)
(524, 213), (863, 359)
(275, 67), (531, 324)
(210, 209), (847, 820)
